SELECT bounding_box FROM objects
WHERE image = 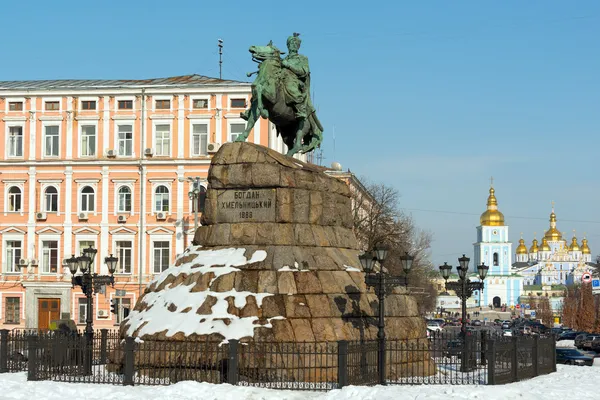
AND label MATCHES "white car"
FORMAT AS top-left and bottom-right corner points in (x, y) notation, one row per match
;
(502, 329), (513, 337)
(427, 321), (443, 332)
